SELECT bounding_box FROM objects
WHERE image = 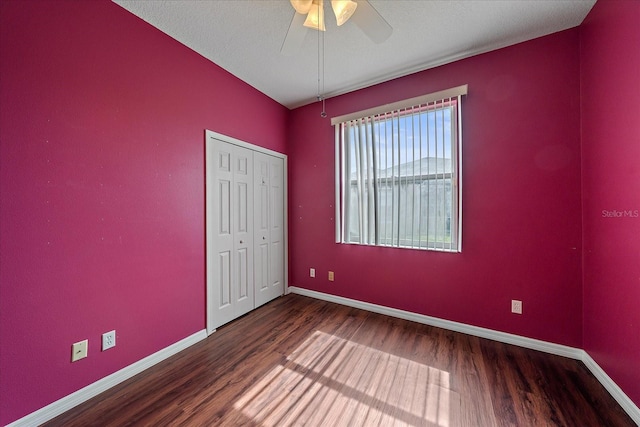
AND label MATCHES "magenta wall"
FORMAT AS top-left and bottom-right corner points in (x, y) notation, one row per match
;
(0, 1), (287, 424)
(581, 0), (640, 407)
(1, 0), (637, 425)
(288, 29), (583, 347)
